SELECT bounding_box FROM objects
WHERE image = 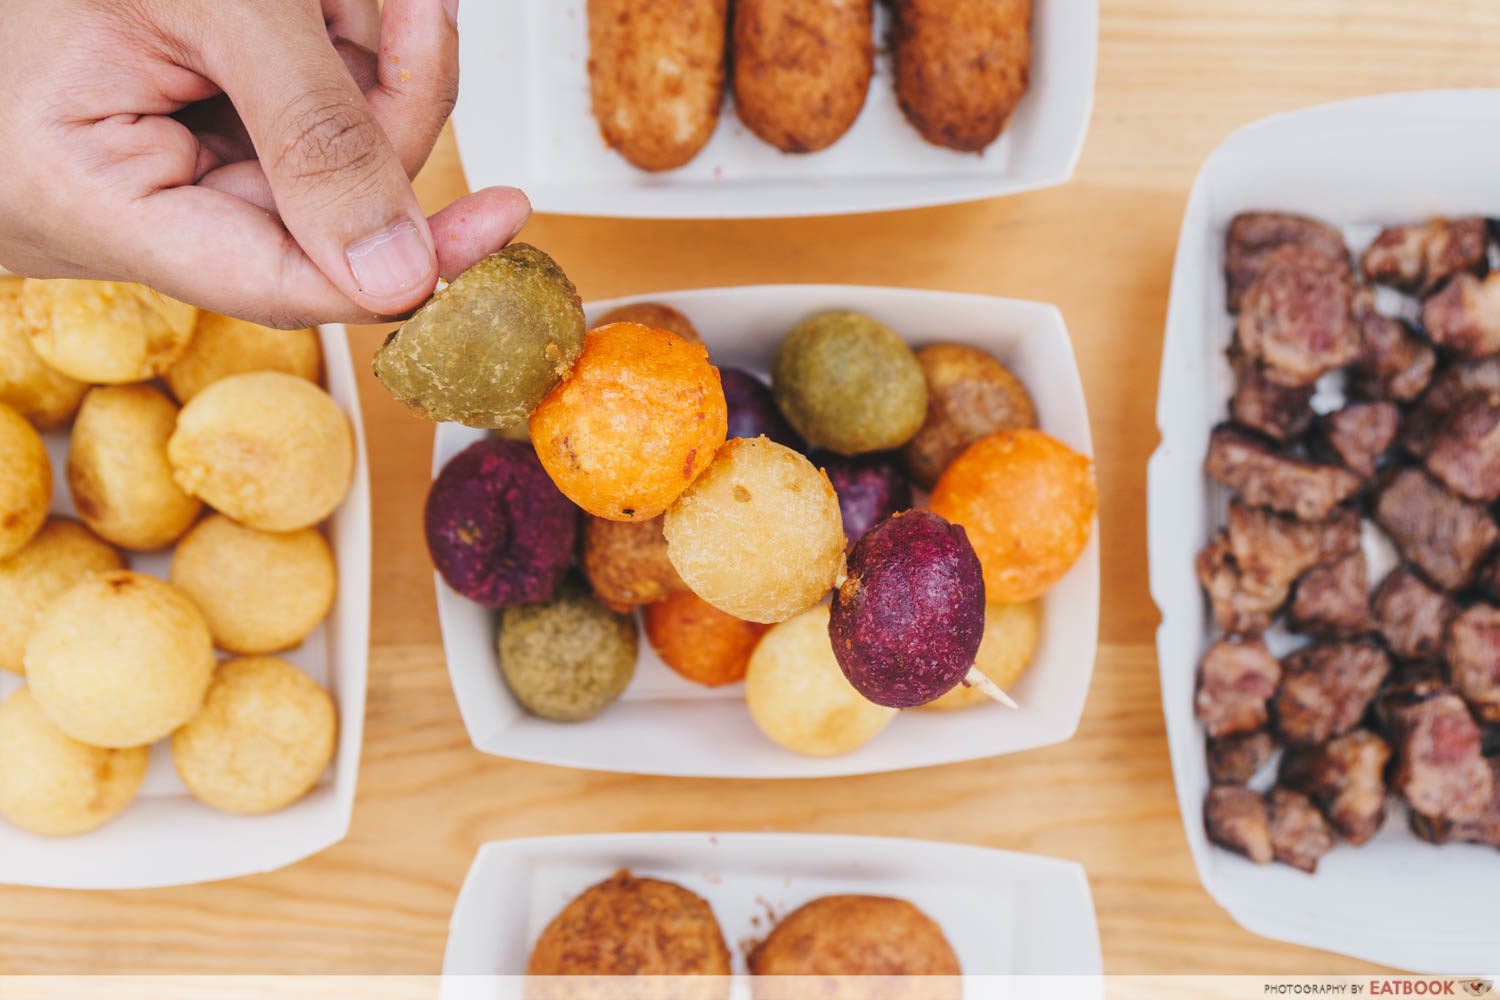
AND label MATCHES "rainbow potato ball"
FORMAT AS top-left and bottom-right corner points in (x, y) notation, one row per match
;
(902, 342), (1037, 489)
